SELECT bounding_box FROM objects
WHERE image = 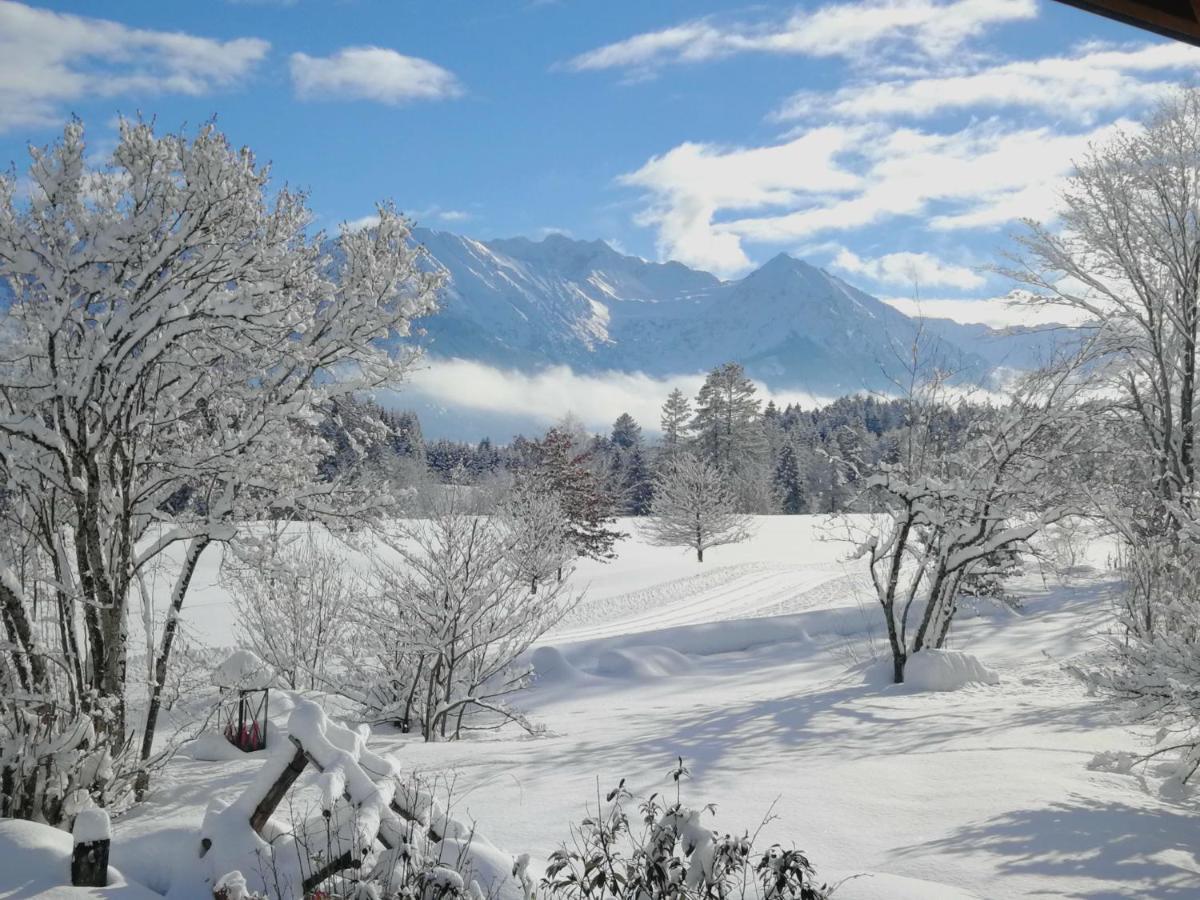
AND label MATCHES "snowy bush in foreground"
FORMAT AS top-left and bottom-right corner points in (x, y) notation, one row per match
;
(543, 760), (829, 900)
